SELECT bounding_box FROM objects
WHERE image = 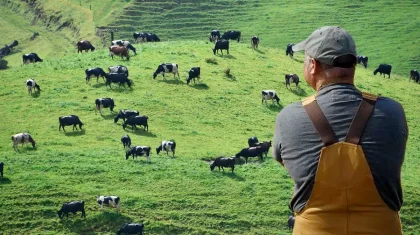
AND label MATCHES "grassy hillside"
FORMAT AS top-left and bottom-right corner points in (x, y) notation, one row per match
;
(0, 41), (419, 234)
